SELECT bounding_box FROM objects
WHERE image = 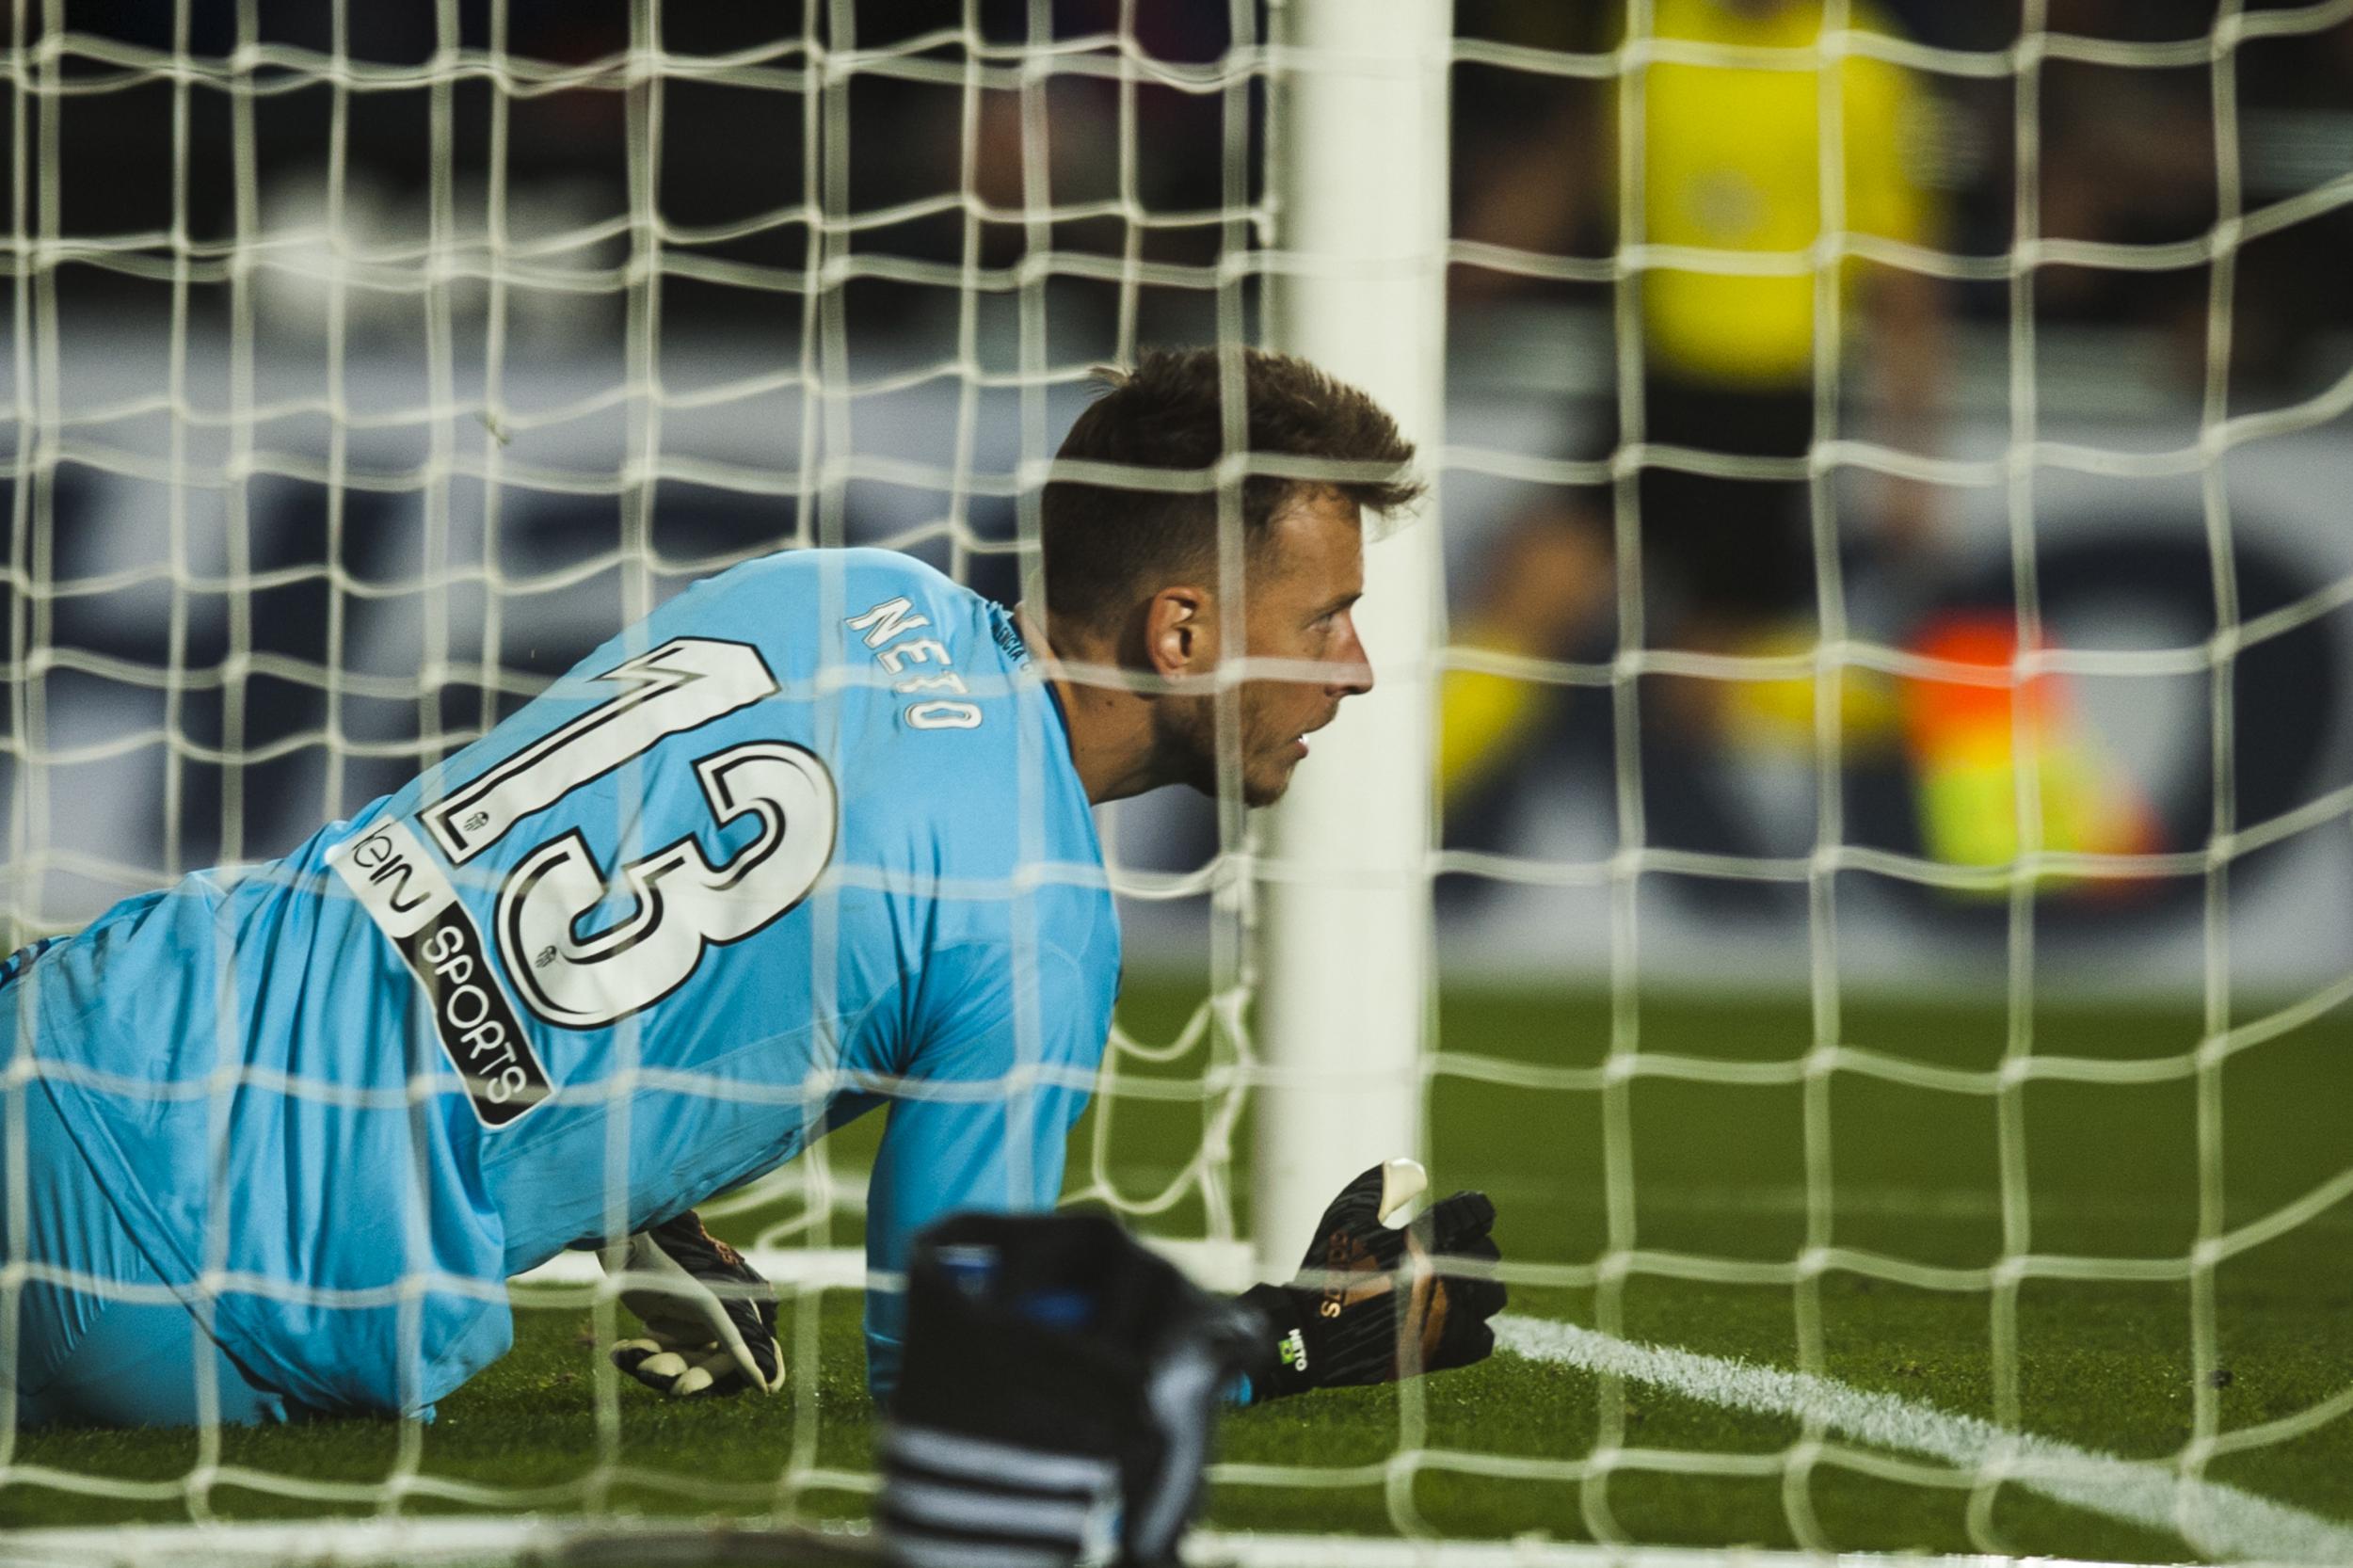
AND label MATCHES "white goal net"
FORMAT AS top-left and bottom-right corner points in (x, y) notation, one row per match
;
(4, 0), (2353, 1563)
